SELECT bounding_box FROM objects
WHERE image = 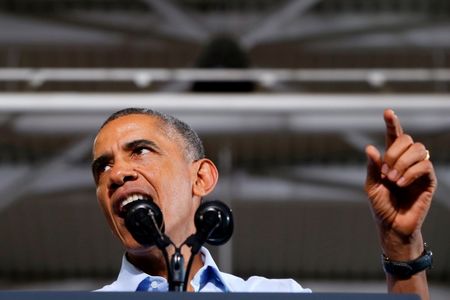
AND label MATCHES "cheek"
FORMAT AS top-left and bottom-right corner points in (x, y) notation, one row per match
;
(163, 166), (193, 199)
(96, 187), (112, 216)
(96, 187), (124, 240)
(139, 160), (195, 214)
(163, 173), (196, 221)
